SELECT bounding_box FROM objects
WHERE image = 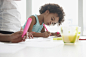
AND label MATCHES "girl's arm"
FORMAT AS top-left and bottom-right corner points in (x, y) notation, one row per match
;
(51, 32), (61, 37)
(27, 16), (50, 37)
(40, 24), (61, 37)
(41, 26), (45, 33)
(41, 25), (61, 36)
(32, 32), (44, 37)
(27, 16), (44, 37)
